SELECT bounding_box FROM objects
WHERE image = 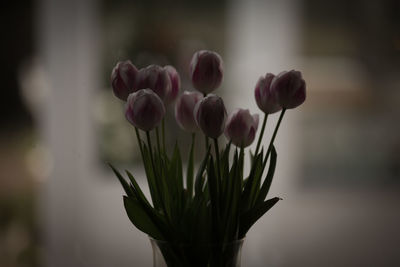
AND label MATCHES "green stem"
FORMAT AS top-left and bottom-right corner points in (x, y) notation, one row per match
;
(162, 119), (166, 153)
(263, 108), (286, 165)
(145, 131), (157, 182)
(213, 138), (221, 192)
(239, 146), (245, 185)
(205, 135), (209, 150)
(191, 133), (196, 150)
(212, 137), (222, 242)
(254, 113), (268, 156)
(156, 127), (162, 155)
(134, 127), (144, 158)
